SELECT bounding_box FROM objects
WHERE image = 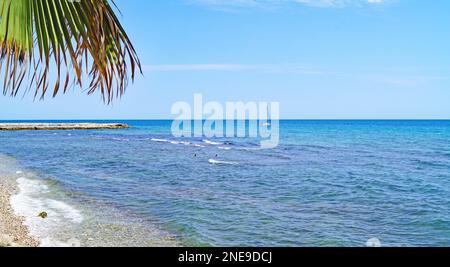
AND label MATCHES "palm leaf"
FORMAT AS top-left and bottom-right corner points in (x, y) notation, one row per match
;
(0, 0), (141, 103)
